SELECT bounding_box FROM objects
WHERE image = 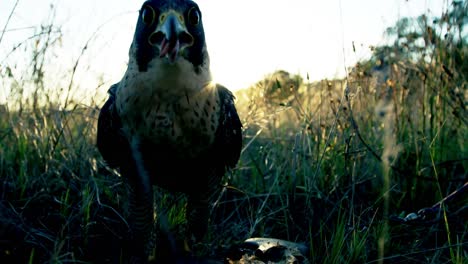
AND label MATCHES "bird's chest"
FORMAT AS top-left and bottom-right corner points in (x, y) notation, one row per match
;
(117, 85), (220, 158)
